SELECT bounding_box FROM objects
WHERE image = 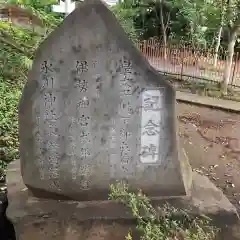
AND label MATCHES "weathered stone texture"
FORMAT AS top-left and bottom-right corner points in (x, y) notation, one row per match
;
(19, 0), (191, 200)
